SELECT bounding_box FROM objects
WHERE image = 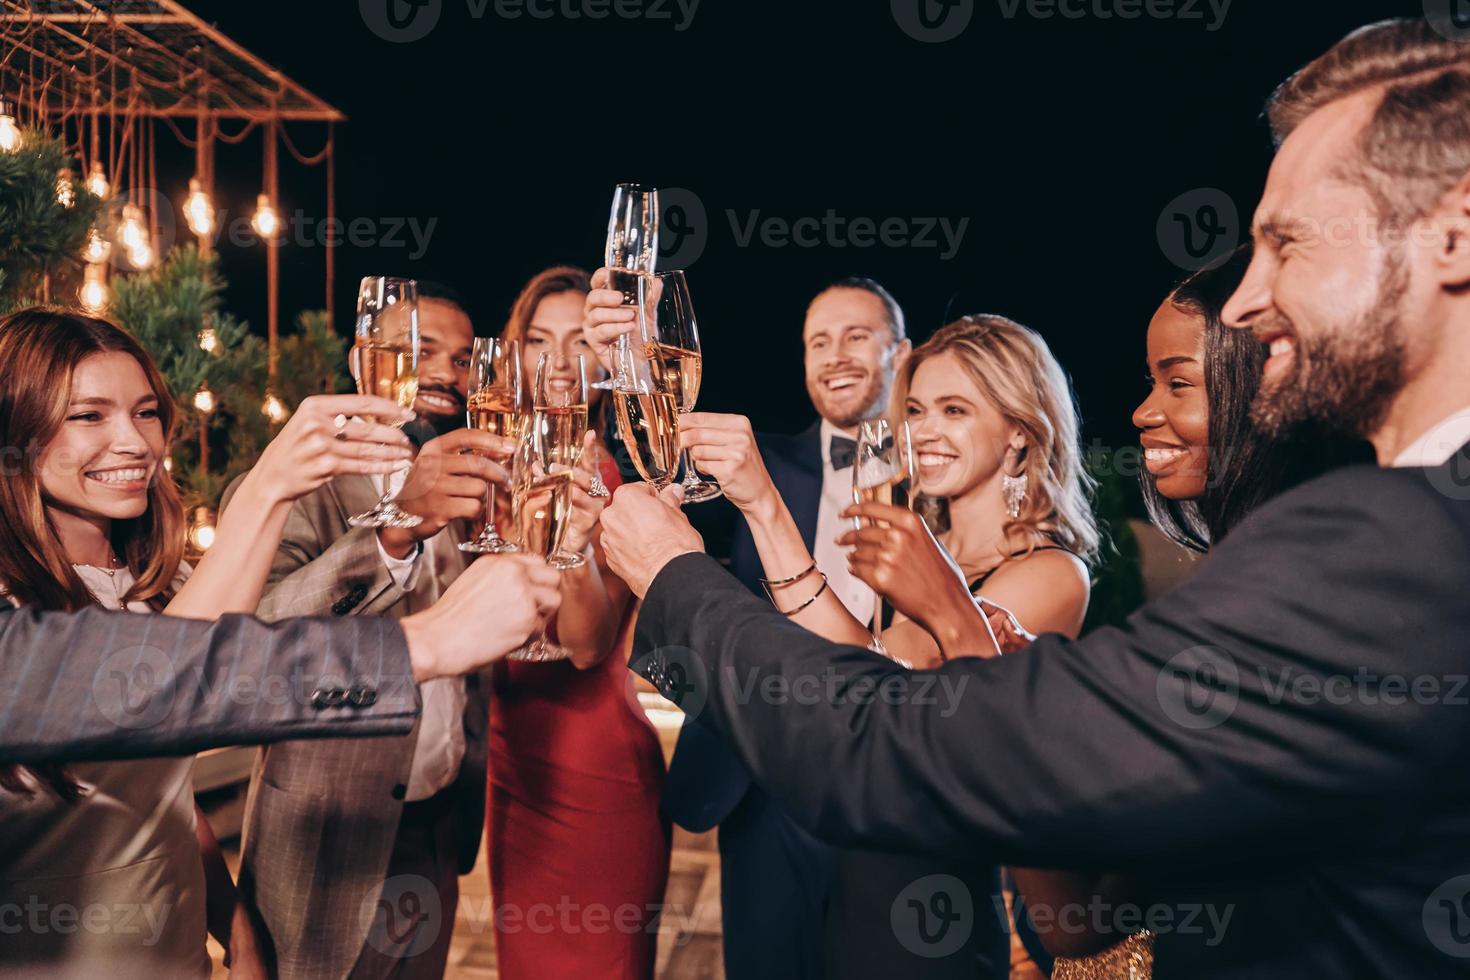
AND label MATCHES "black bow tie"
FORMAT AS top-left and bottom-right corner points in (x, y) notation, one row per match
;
(829, 434), (857, 470)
